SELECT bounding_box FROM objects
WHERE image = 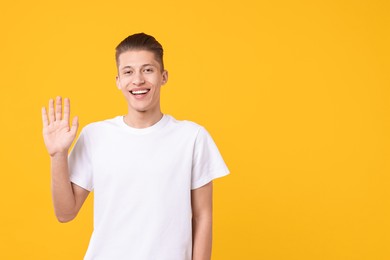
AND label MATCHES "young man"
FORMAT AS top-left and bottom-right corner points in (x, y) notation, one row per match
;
(41, 33), (229, 260)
